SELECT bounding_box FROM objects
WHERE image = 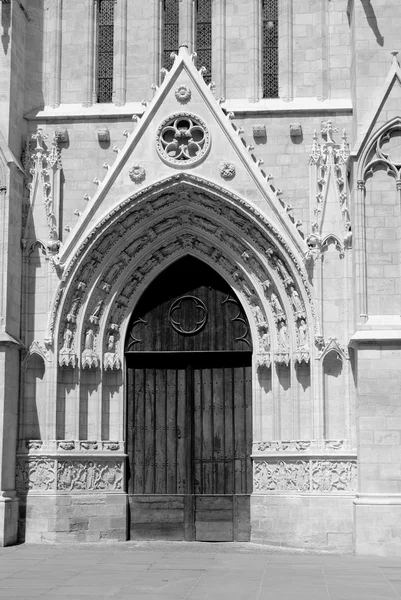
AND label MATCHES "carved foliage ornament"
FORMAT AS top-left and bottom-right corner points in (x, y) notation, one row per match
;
(175, 84), (191, 103)
(129, 164), (146, 183)
(156, 113), (210, 166)
(16, 458), (123, 492)
(219, 162), (236, 179)
(253, 459), (357, 493)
